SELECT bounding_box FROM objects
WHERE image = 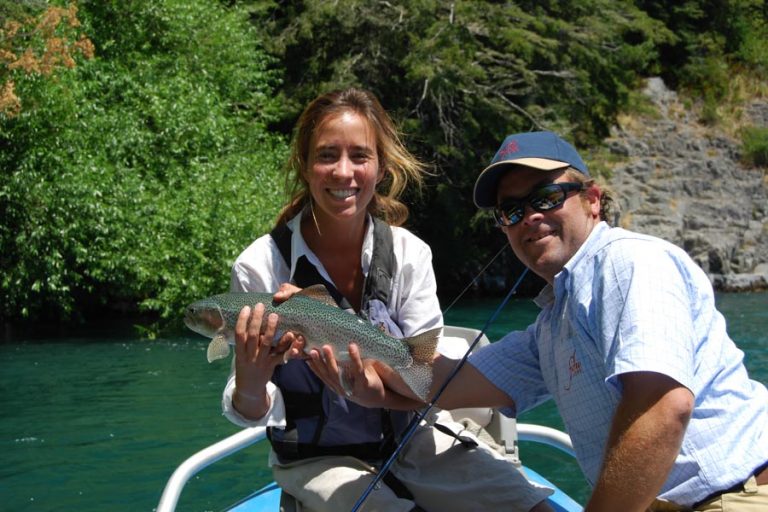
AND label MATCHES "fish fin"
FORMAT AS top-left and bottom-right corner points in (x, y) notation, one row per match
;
(403, 327), (442, 364)
(206, 333), (231, 363)
(396, 327), (441, 401)
(338, 365), (354, 398)
(297, 284), (339, 307)
(399, 364), (434, 402)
